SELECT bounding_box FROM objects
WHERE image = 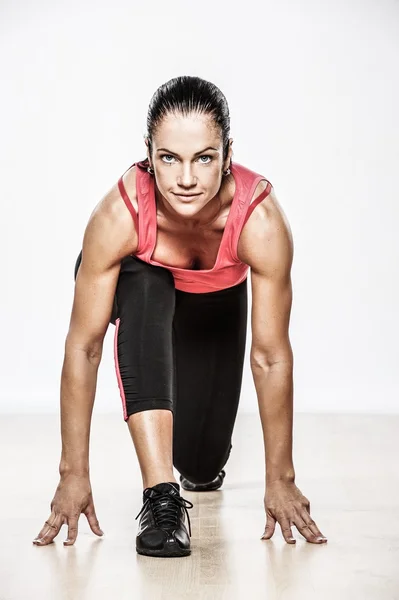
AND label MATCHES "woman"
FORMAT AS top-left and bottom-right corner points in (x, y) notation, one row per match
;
(33, 76), (327, 558)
